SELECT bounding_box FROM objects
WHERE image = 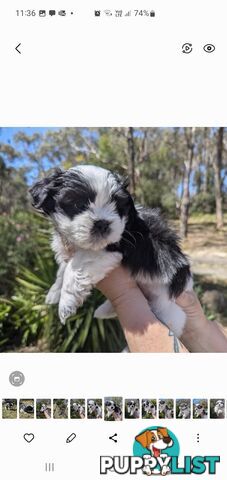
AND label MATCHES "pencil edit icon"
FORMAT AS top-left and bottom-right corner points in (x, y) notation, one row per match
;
(66, 433), (76, 443)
